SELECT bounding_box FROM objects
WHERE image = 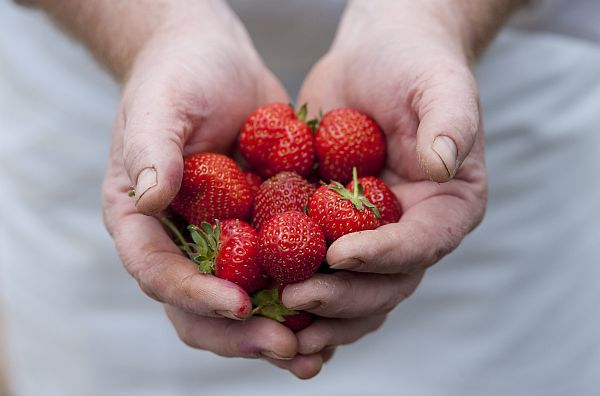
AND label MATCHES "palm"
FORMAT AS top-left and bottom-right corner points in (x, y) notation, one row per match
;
(100, 33), (322, 377)
(299, 45), (487, 272)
